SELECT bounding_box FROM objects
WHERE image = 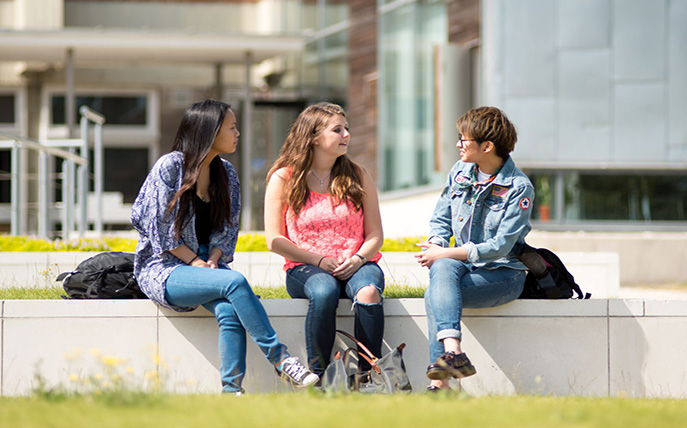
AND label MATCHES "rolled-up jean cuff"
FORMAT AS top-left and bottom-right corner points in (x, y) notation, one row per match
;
(436, 329), (462, 342)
